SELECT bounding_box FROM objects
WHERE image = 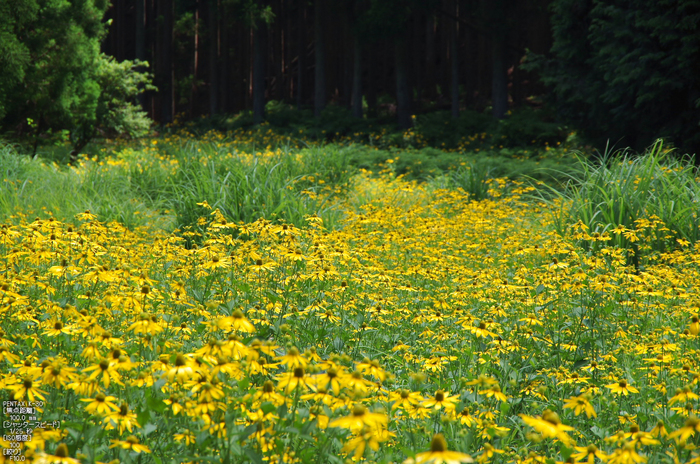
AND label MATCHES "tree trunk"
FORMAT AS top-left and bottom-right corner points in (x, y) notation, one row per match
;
(425, 13), (436, 100)
(366, 44), (377, 117)
(159, 0), (175, 123)
(351, 33), (362, 118)
(491, 33), (507, 119)
(314, 0), (326, 117)
(395, 35), (412, 129)
(296, 0), (305, 109)
(253, 21), (267, 124)
(135, 0), (145, 61)
(221, 12), (232, 113)
(490, 0), (508, 120)
(135, 0), (146, 109)
(450, 0), (459, 119)
(205, 0), (219, 115)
